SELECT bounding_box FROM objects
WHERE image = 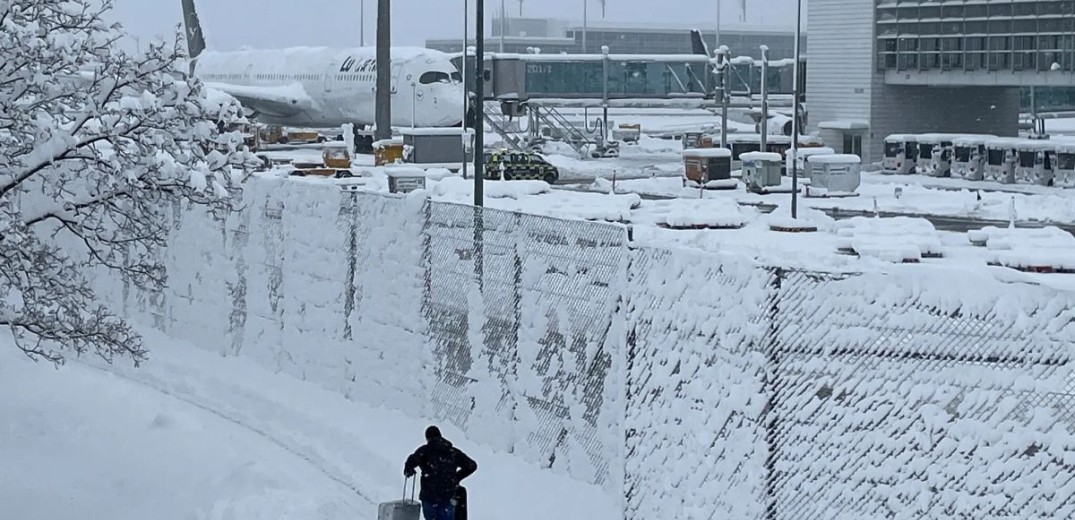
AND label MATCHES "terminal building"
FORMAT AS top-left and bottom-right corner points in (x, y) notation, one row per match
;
(426, 17), (805, 59)
(807, 0), (1075, 163)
